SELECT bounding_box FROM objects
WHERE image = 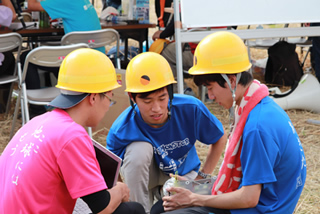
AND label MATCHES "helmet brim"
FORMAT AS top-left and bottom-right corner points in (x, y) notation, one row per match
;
(48, 93), (89, 109)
